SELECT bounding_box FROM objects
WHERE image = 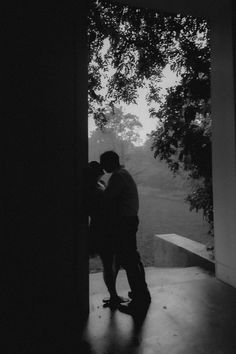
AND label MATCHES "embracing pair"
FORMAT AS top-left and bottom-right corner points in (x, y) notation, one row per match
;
(85, 151), (151, 315)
